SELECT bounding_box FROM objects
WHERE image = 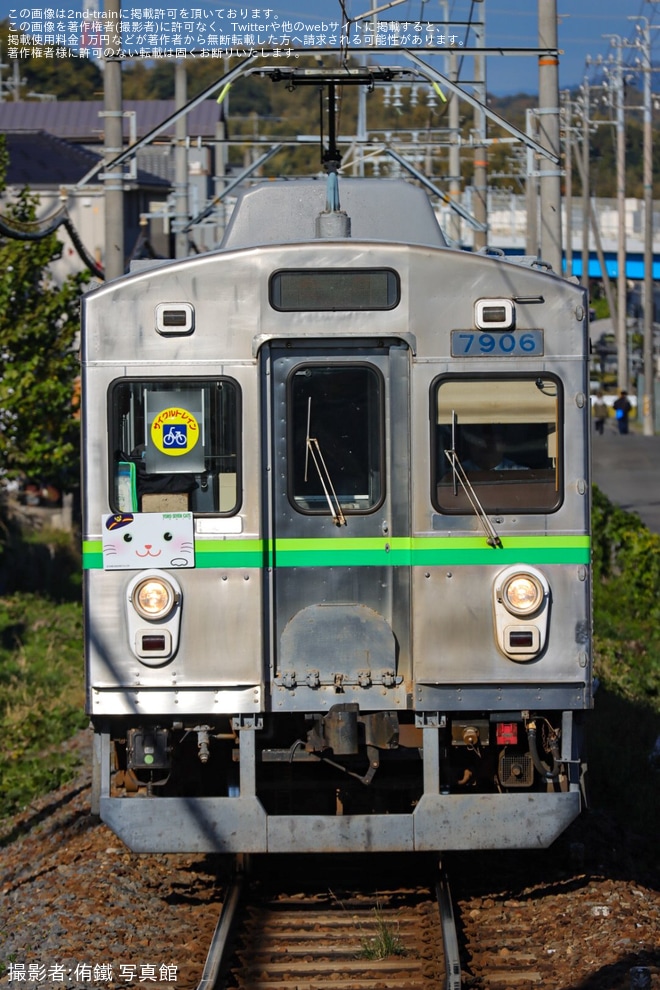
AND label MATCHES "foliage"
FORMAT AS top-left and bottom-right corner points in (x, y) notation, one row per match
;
(0, 20), (103, 100)
(586, 111), (660, 200)
(591, 486), (660, 714)
(359, 908), (406, 960)
(592, 485), (660, 627)
(0, 515), (82, 601)
(3, 15), (660, 198)
(122, 56), (275, 115)
(0, 593), (88, 826)
(589, 486), (660, 835)
(0, 187), (88, 491)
